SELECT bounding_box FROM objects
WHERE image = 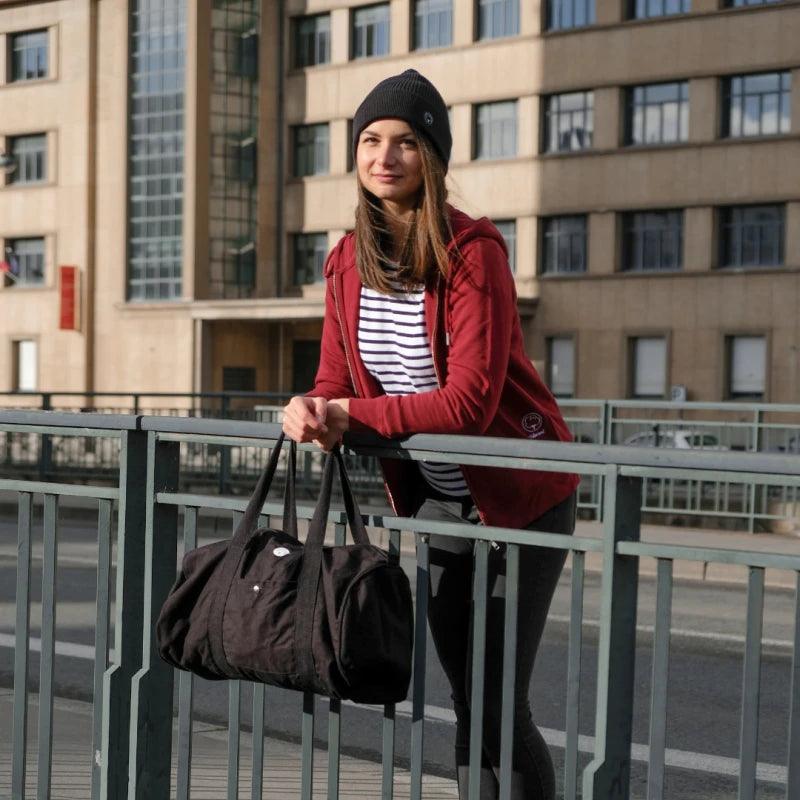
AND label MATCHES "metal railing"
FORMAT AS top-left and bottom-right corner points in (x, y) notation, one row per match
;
(1, 409), (799, 799)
